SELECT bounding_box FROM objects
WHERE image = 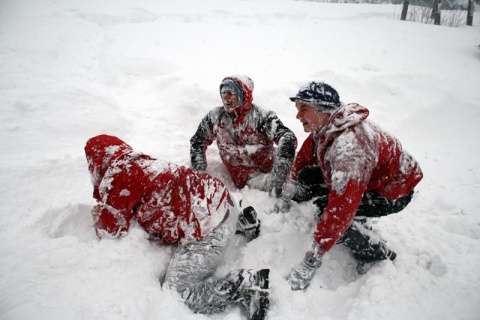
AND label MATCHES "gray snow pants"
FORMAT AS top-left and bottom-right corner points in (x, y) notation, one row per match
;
(162, 207), (243, 314)
(295, 166), (414, 262)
